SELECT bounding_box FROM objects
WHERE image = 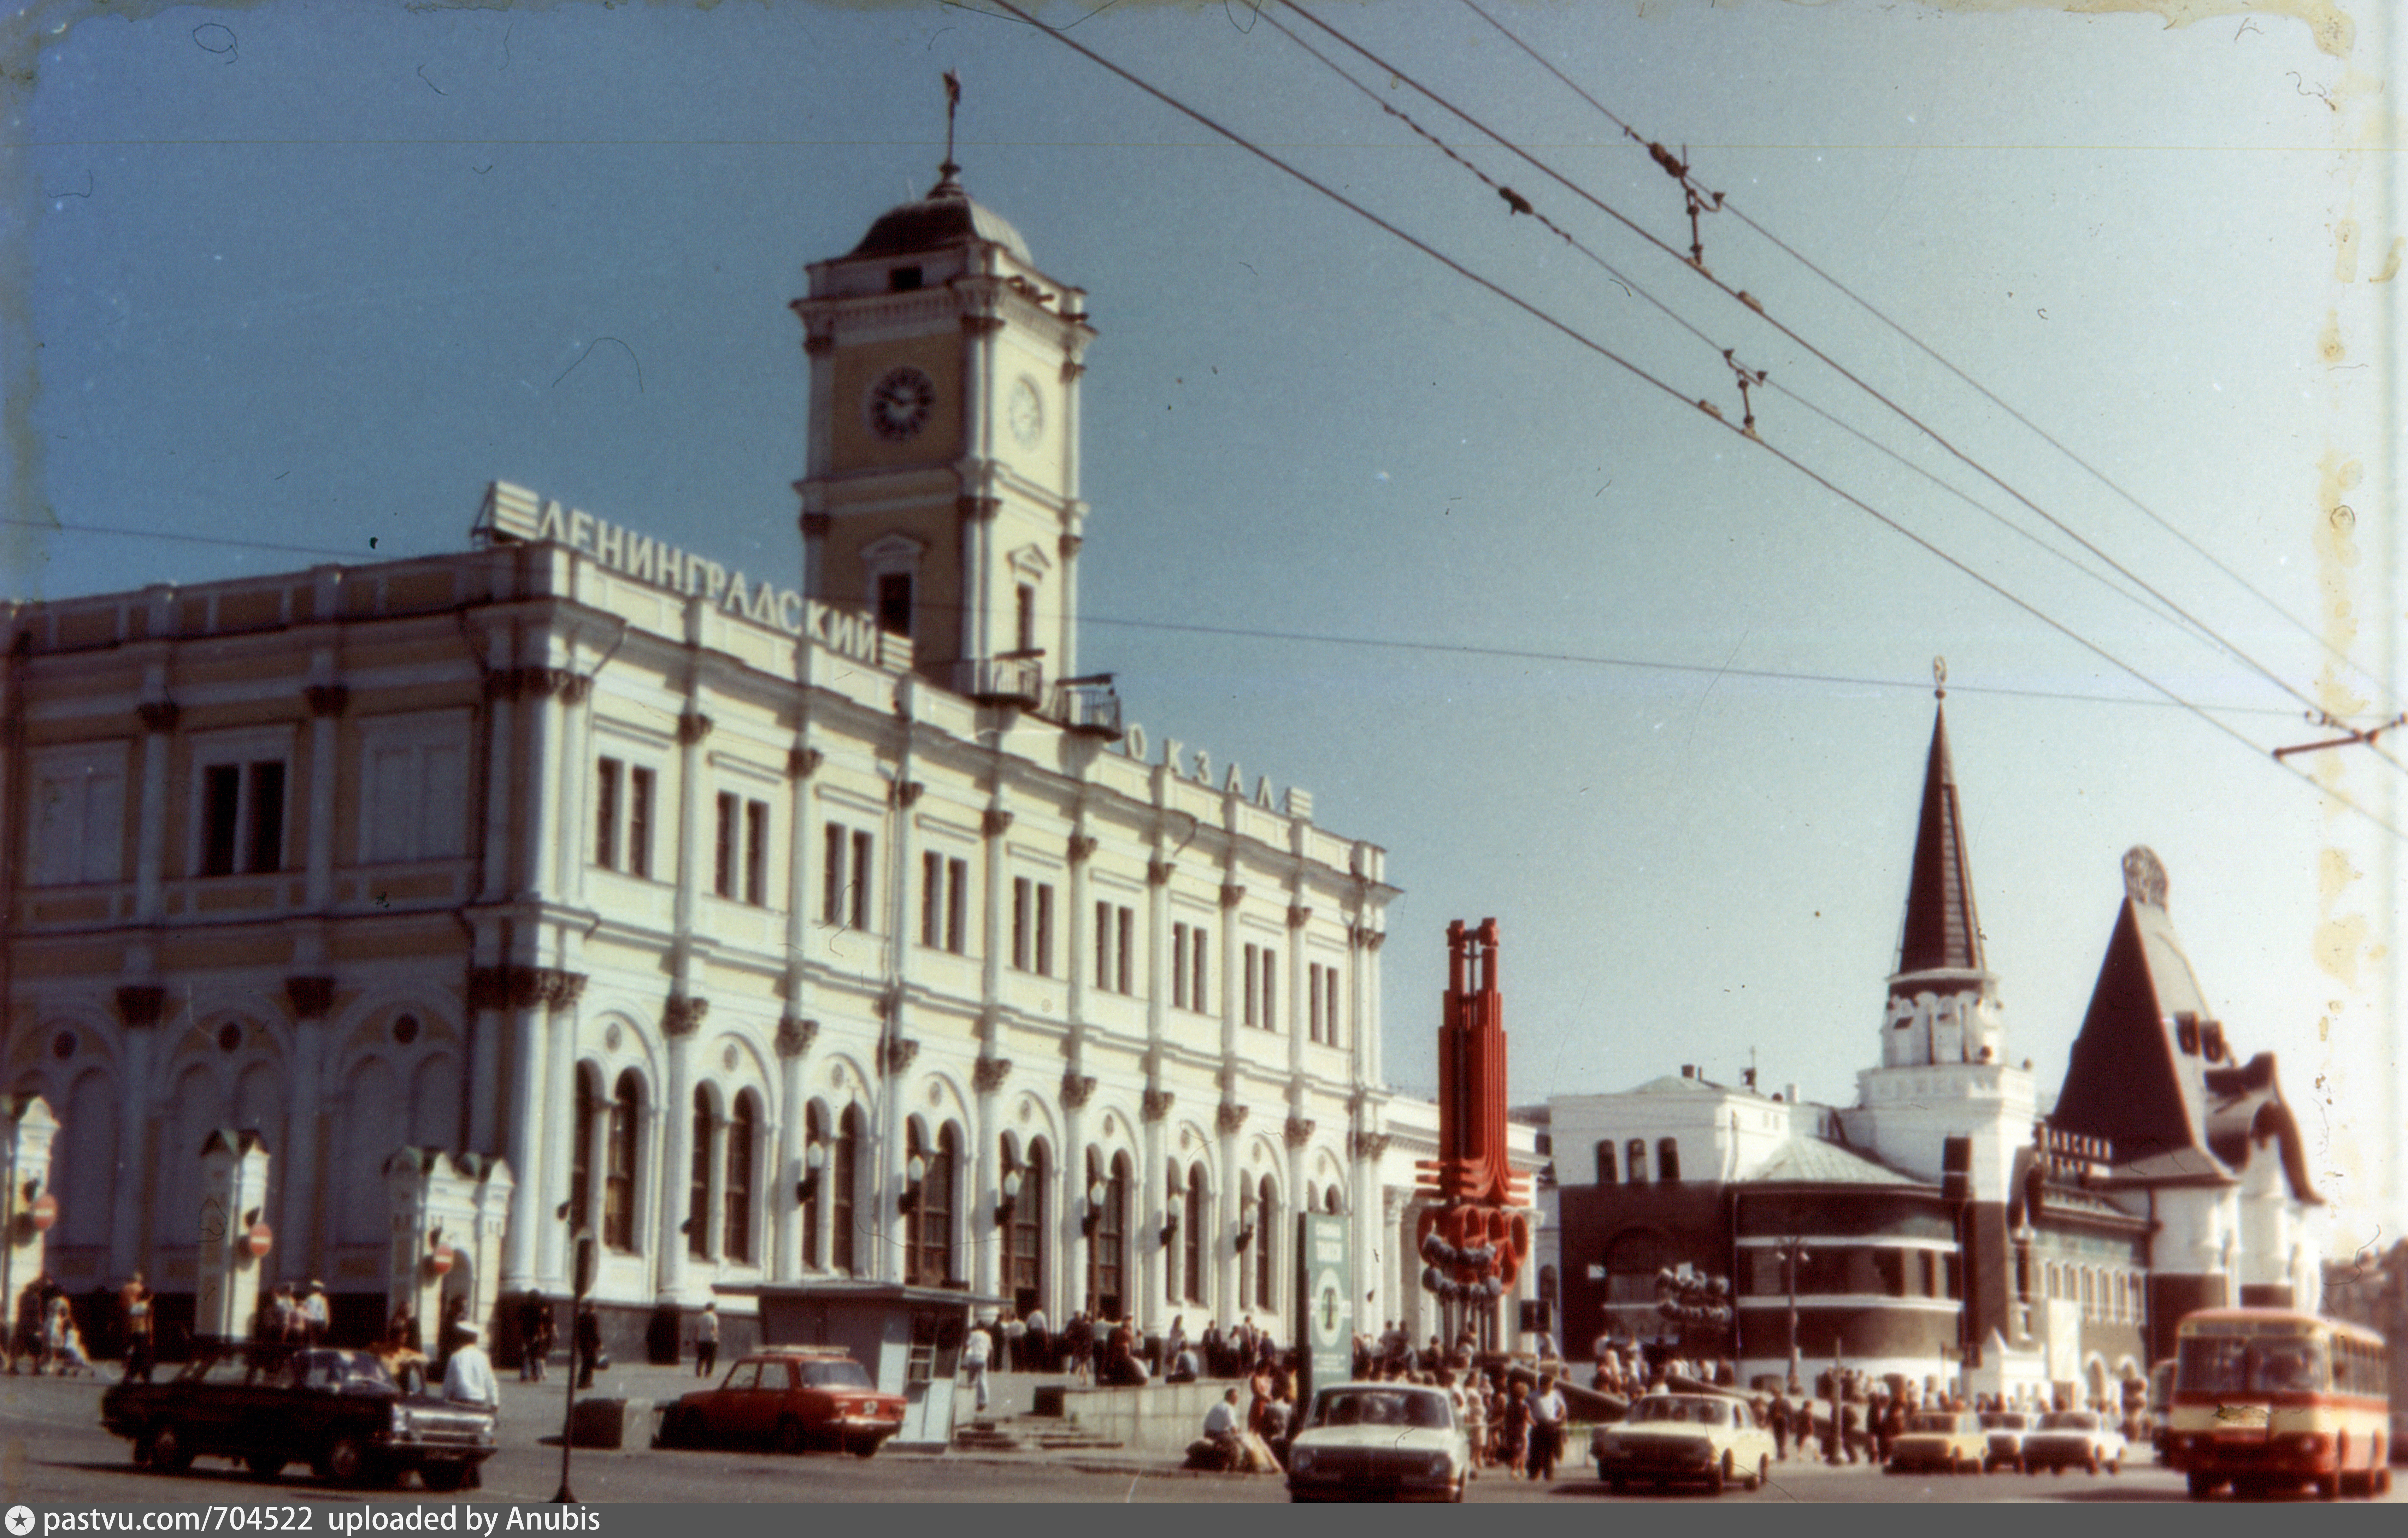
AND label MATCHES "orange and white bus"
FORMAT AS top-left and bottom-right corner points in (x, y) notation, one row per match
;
(2163, 1308), (2390, 1500)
